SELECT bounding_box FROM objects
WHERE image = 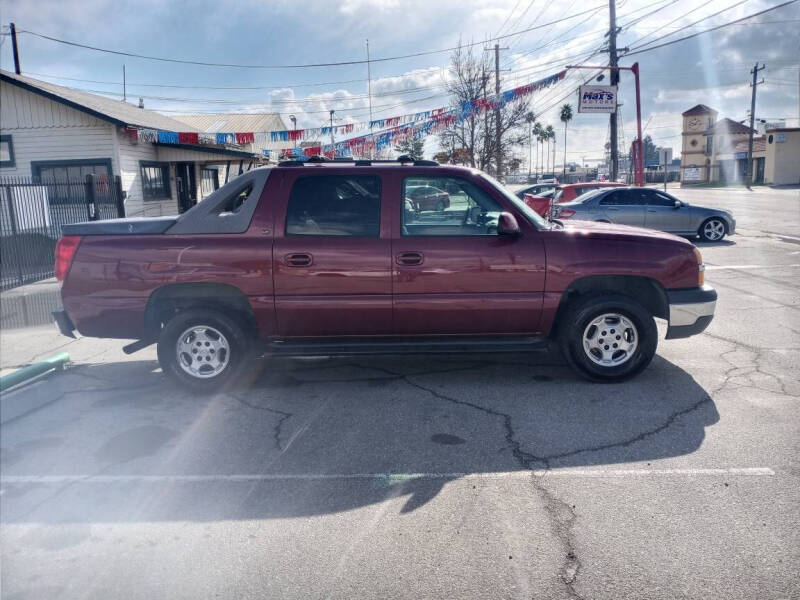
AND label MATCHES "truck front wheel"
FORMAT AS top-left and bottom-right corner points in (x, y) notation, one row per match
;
(559, 294), (657, 381)
(157, 308), (251, 392)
